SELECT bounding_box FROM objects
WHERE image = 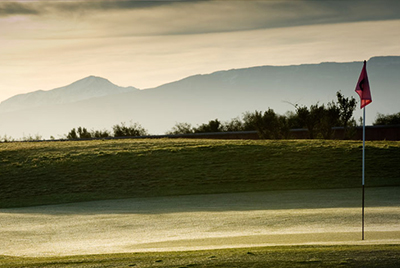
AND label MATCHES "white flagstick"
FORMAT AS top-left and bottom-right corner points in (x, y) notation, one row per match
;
(362, 107), (366, 240)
